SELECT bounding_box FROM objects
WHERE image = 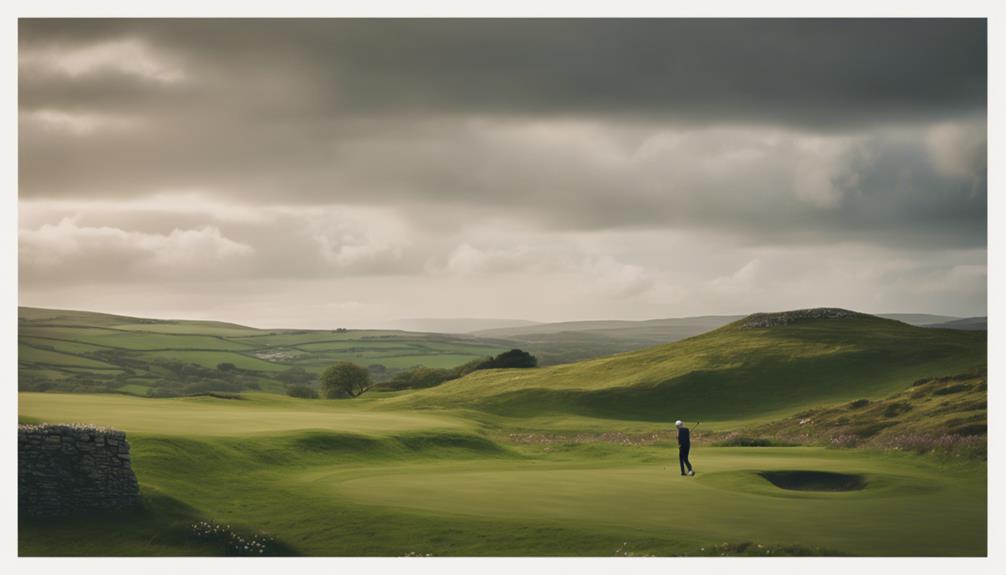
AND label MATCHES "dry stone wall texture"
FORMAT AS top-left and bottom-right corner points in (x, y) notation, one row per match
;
(19, 424), (140, 518)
